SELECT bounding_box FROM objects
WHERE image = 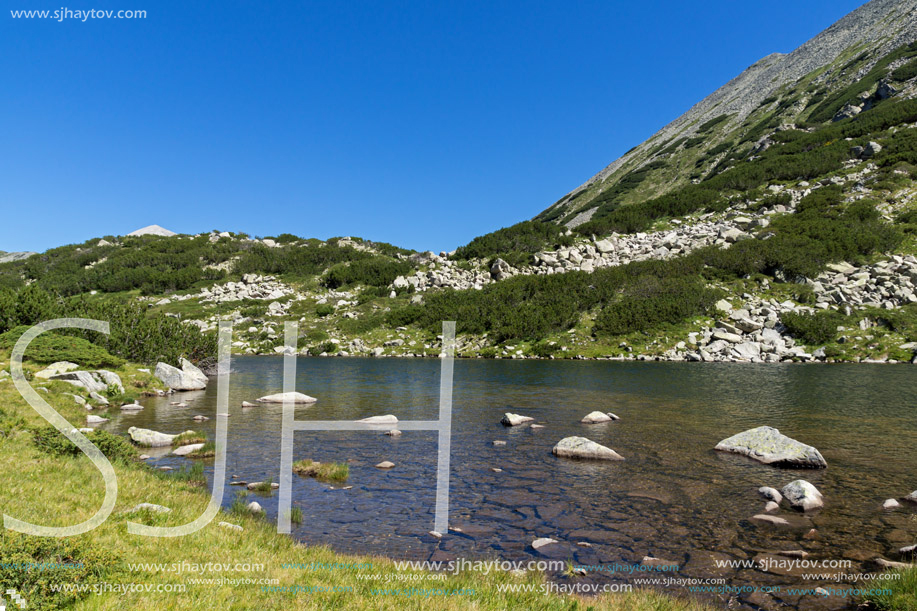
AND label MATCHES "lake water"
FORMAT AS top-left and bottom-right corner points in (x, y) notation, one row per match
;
(104, 357), (917, 610)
